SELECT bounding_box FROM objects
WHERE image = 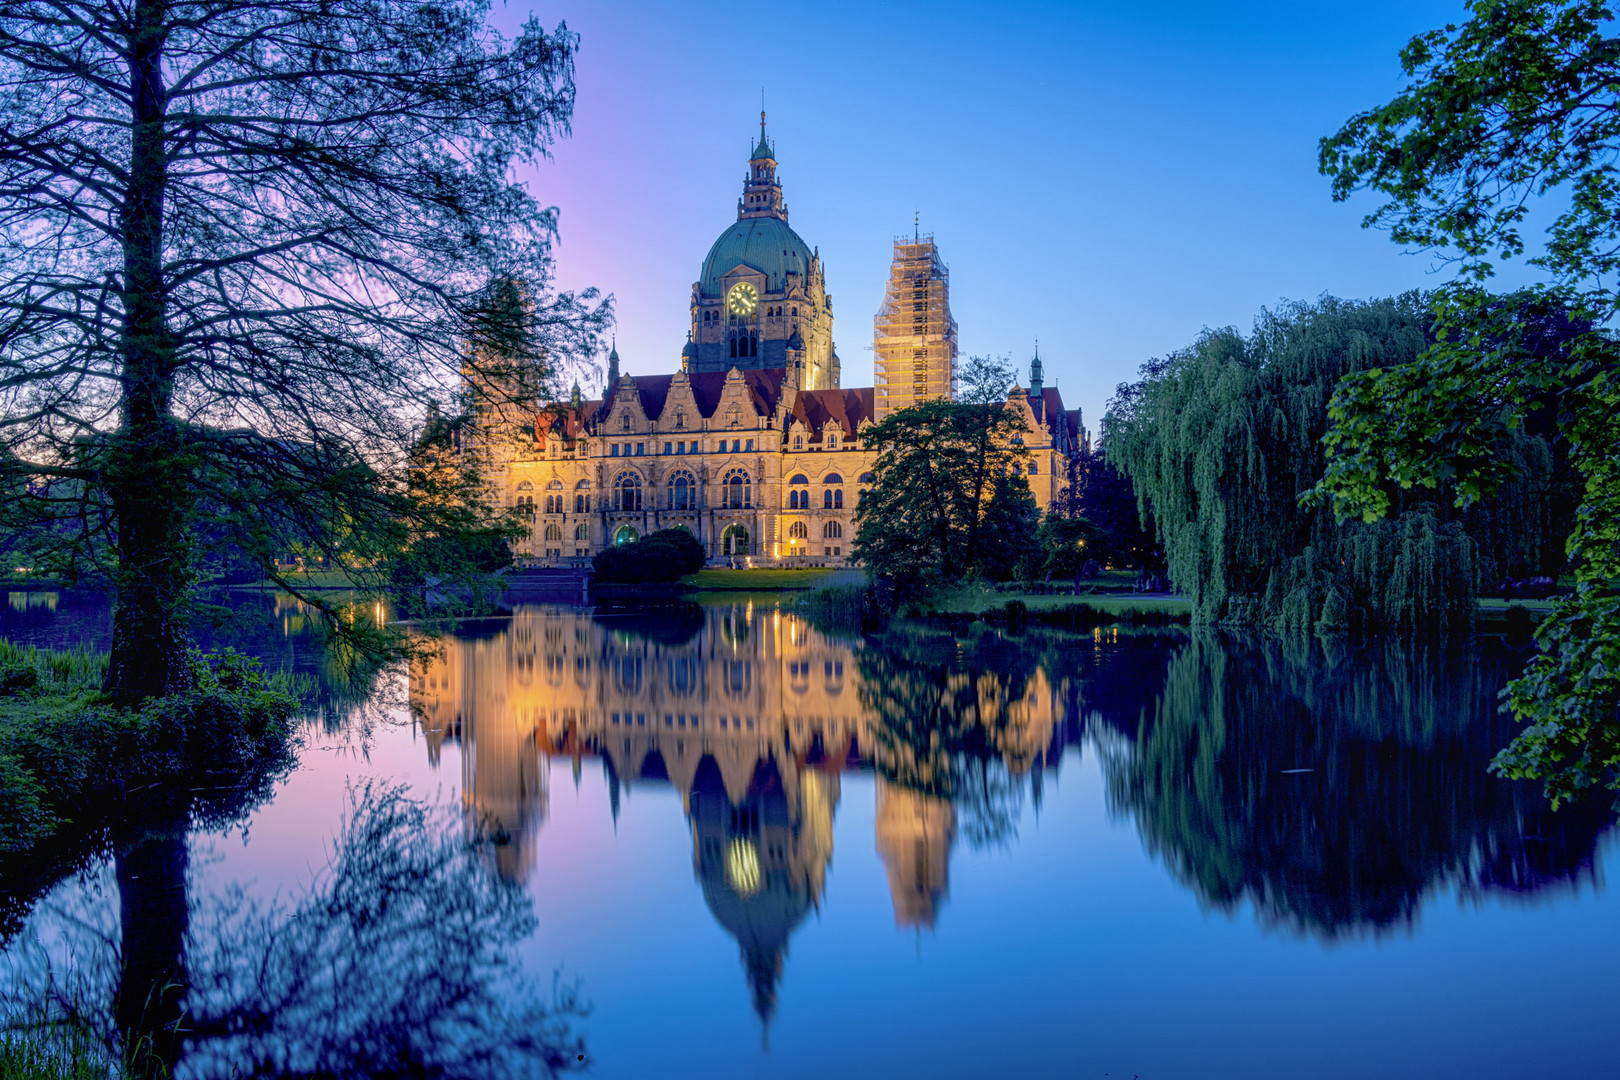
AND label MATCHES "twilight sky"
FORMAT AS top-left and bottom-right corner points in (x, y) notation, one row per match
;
(502, 0), (1482, 430)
